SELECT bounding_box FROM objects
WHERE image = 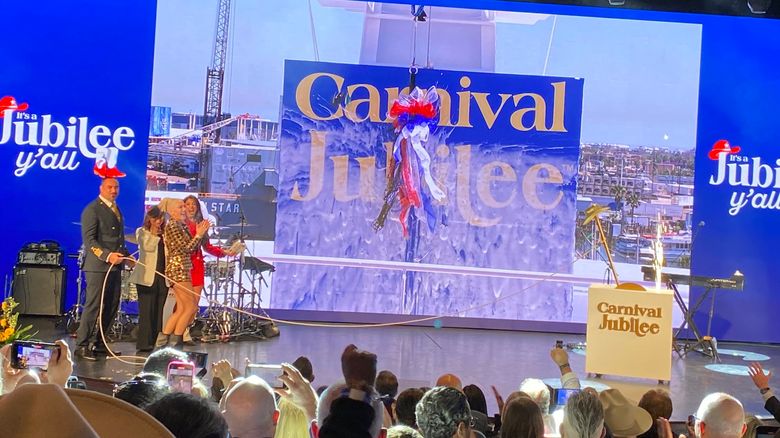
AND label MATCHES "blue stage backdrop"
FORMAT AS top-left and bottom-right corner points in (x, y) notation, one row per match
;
(3, 1), (157, 308)
(274, 60), (584, 321)
(690, 16), (780, 344)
